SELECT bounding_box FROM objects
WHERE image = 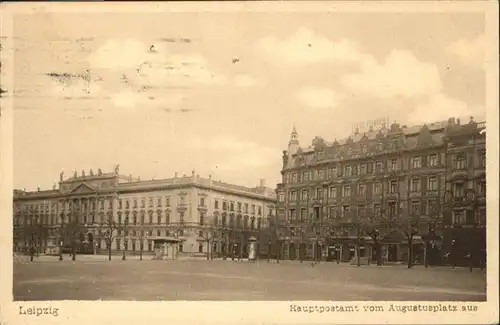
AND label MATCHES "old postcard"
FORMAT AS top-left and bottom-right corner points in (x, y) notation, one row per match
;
(0, 1), (498, 324)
